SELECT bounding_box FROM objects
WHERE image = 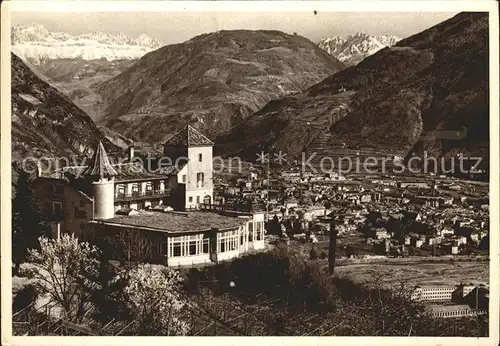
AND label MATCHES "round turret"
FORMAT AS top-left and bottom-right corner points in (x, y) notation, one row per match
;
(92, 177), (115, 219)
(82, 141), (118, 220)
